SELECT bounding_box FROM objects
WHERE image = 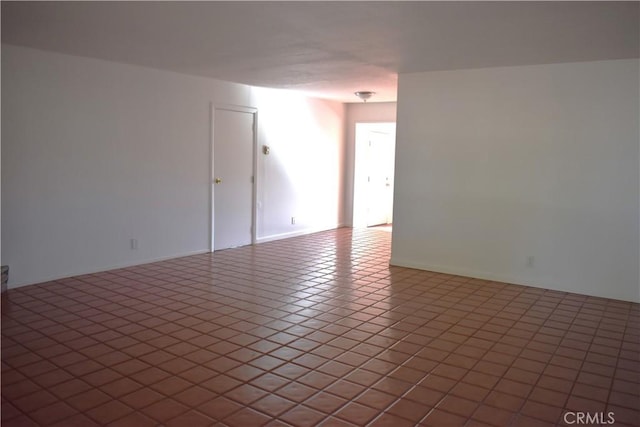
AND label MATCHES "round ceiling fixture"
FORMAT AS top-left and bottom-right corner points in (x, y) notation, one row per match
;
(354, 91), (375, 102)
